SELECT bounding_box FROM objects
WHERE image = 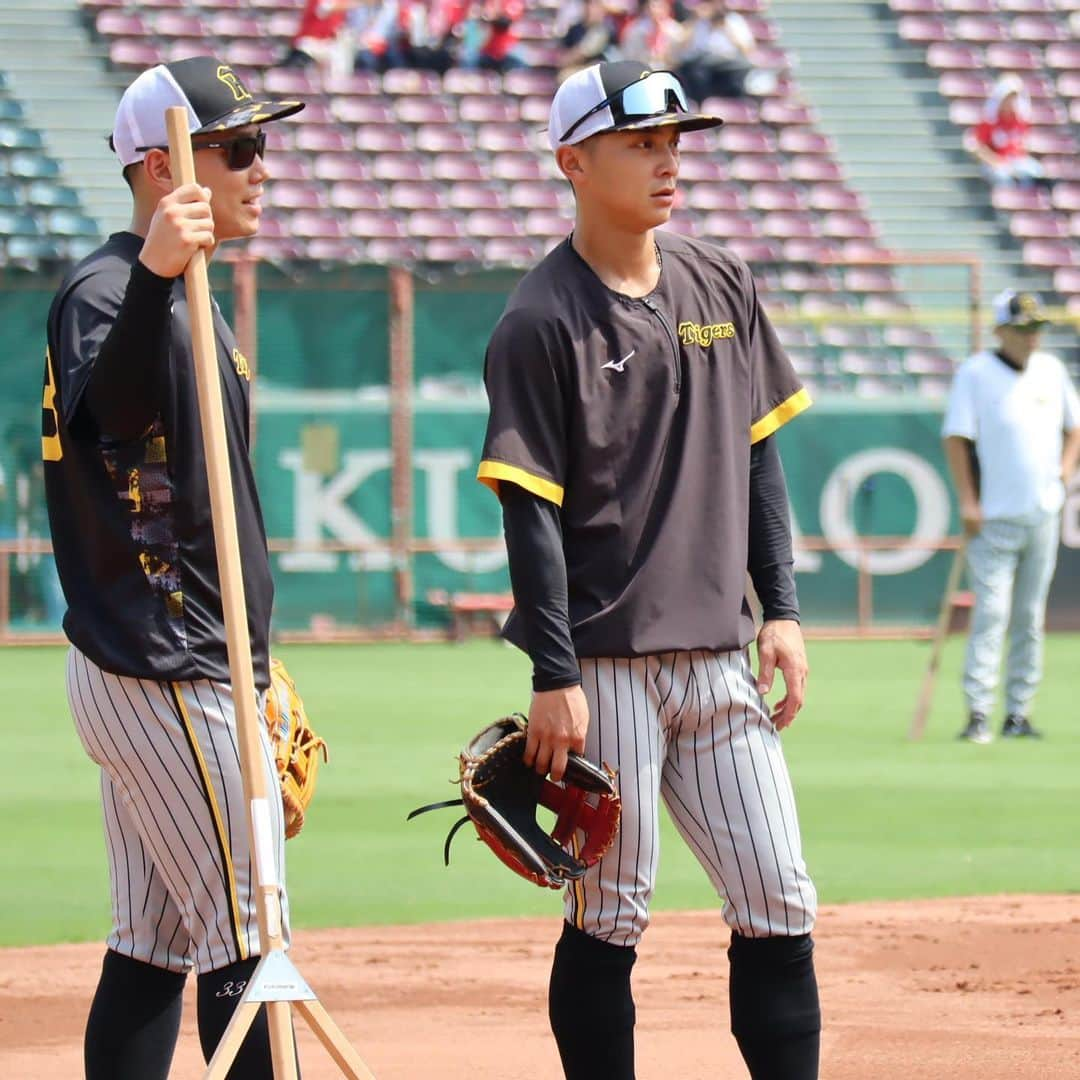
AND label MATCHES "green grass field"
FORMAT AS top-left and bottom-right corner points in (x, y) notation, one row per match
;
(7, 636), (1079, 948)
